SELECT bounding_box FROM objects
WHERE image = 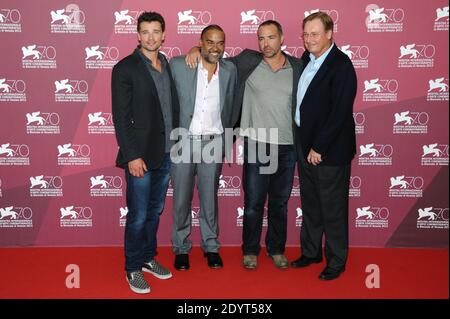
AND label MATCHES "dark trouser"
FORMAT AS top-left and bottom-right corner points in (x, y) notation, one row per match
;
(296, 139), (351, 270)
(124, 153), (171, 272)
(242, 139), (295, 256)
